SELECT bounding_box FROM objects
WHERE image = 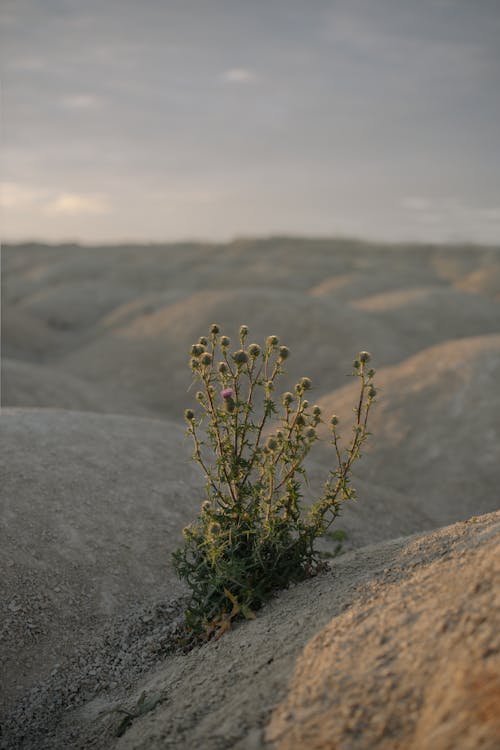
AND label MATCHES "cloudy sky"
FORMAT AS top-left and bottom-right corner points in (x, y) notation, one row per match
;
(1, 0), (500, 243)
